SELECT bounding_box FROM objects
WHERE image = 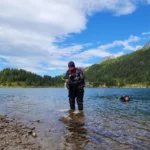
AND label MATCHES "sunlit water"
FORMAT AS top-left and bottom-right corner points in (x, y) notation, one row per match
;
(0, 88), (150, 150)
